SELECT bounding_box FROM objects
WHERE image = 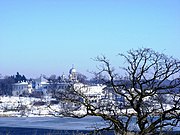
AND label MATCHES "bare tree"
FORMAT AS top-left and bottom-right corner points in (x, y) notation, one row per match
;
(45, 75), (62, 97)
(50, 48), (180, 135)
(76, 72), (88, 83)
